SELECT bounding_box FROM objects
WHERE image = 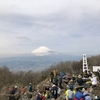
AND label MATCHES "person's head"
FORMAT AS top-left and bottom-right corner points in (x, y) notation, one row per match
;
(78, 75), (82, 78)
(39, 90), (43, 94)
(69, 84), (74, 90)
(84, 84), (91, 92)
(69, 80), (73, 84)
(76, 88), (82, 92)
(53, 82), (57, 86)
